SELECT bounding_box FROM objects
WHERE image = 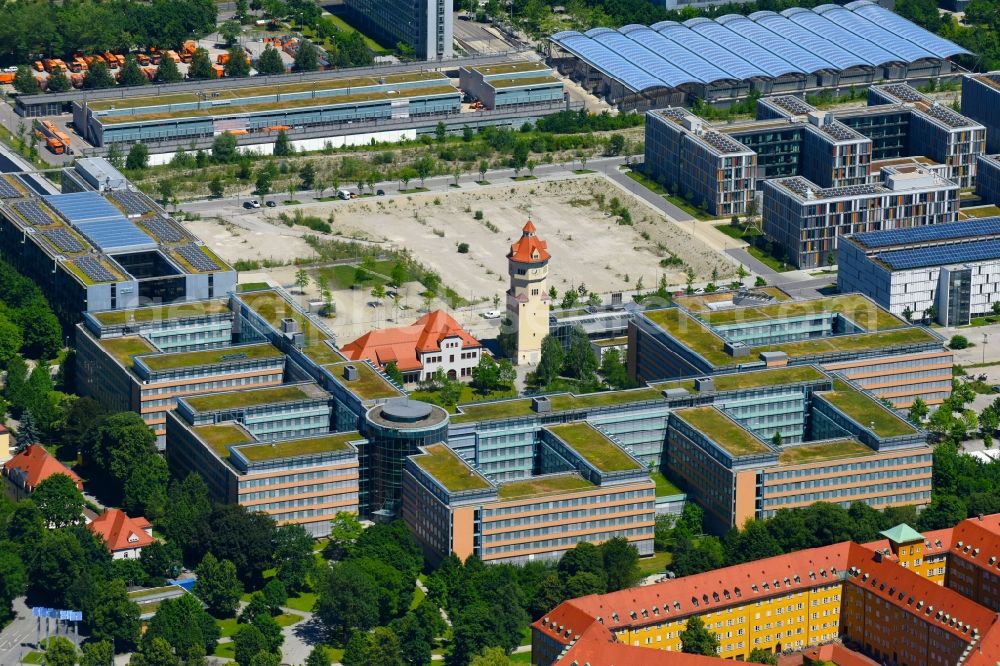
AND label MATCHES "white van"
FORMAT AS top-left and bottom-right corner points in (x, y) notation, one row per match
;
(337, 189), (352, 200)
